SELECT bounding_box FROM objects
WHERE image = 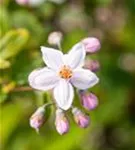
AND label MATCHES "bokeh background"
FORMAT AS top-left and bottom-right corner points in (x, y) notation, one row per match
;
(0, 0), (135, 150)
